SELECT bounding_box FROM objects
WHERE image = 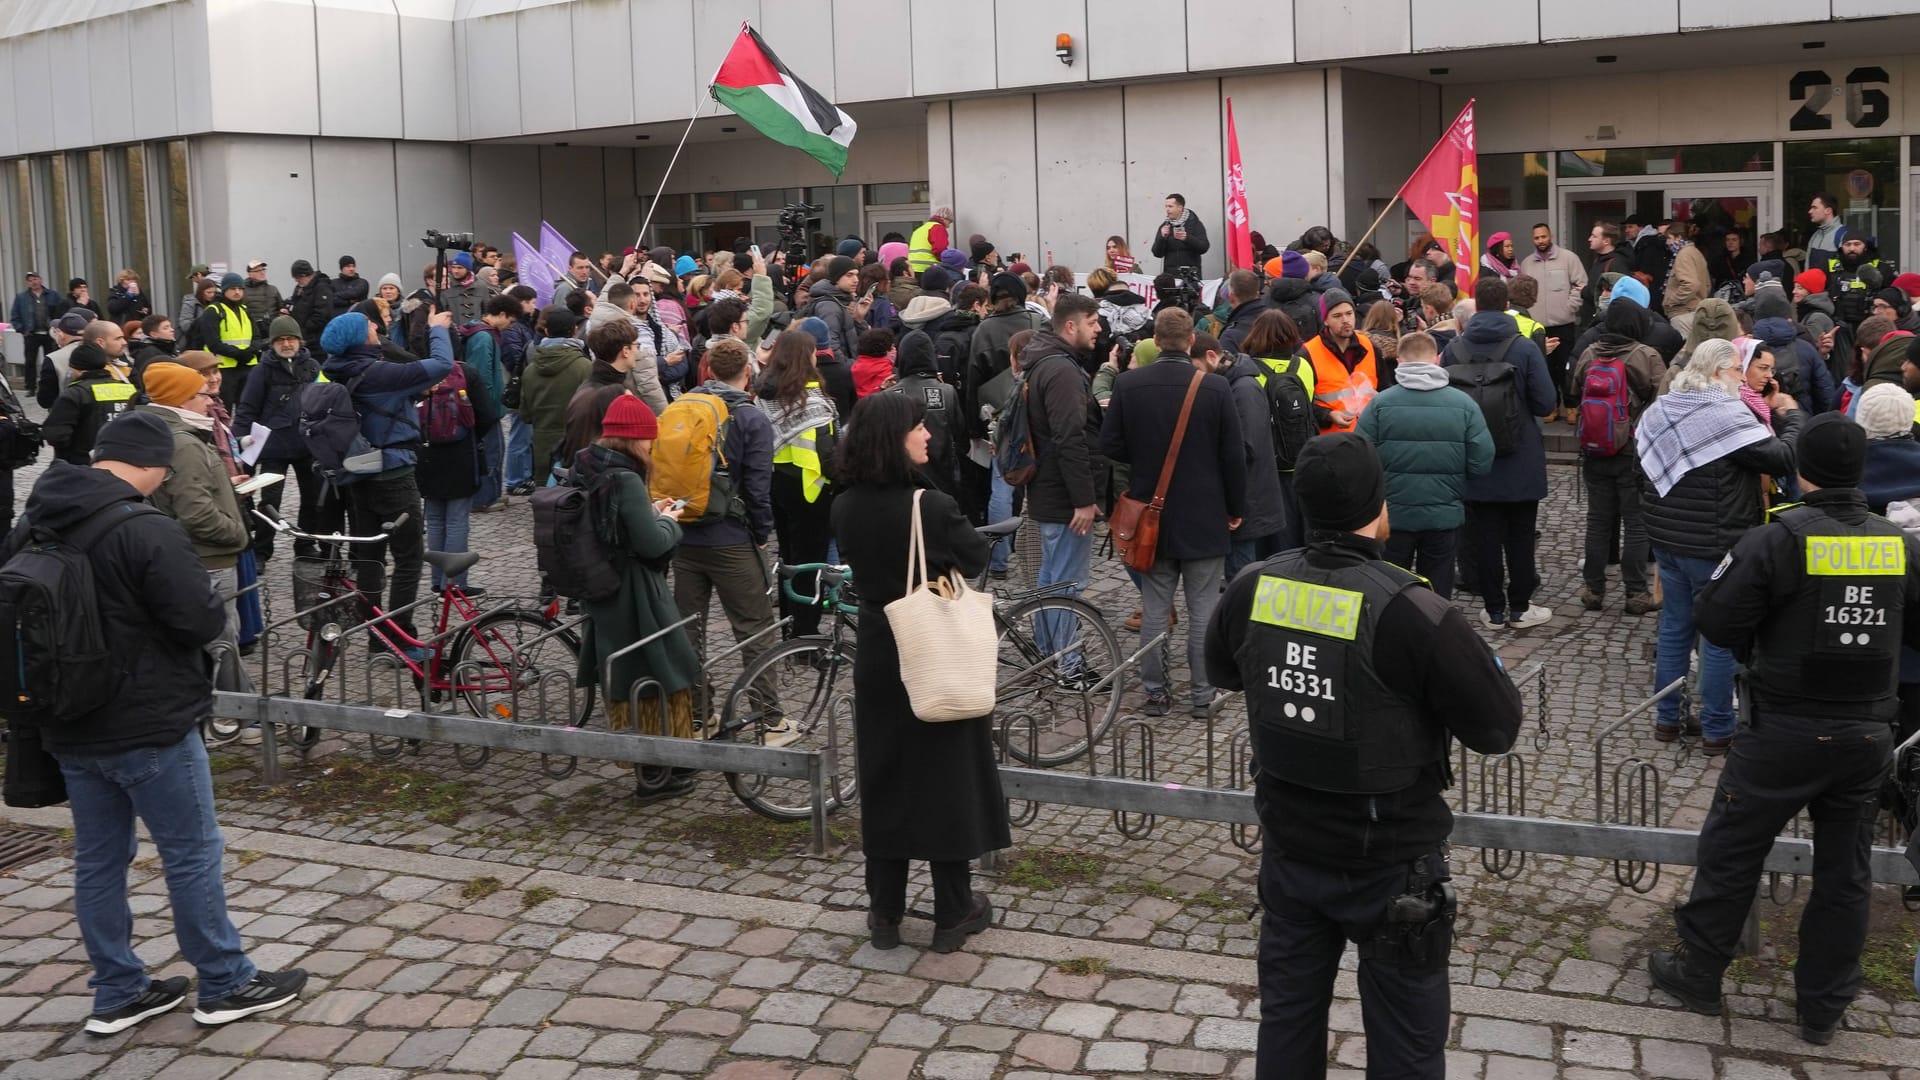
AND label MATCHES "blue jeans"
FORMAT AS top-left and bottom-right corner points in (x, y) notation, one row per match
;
(55, 733), (254, 1012)
(1034, 521), (1093, 673)
(504, 414), (533, 489)
(1654, 548), (1737, 739)
(425, 496), (472, 588)
(988, 460), (1014, 571)
(471, 426), (505, 509)
(1226, 532), (1284, 582)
